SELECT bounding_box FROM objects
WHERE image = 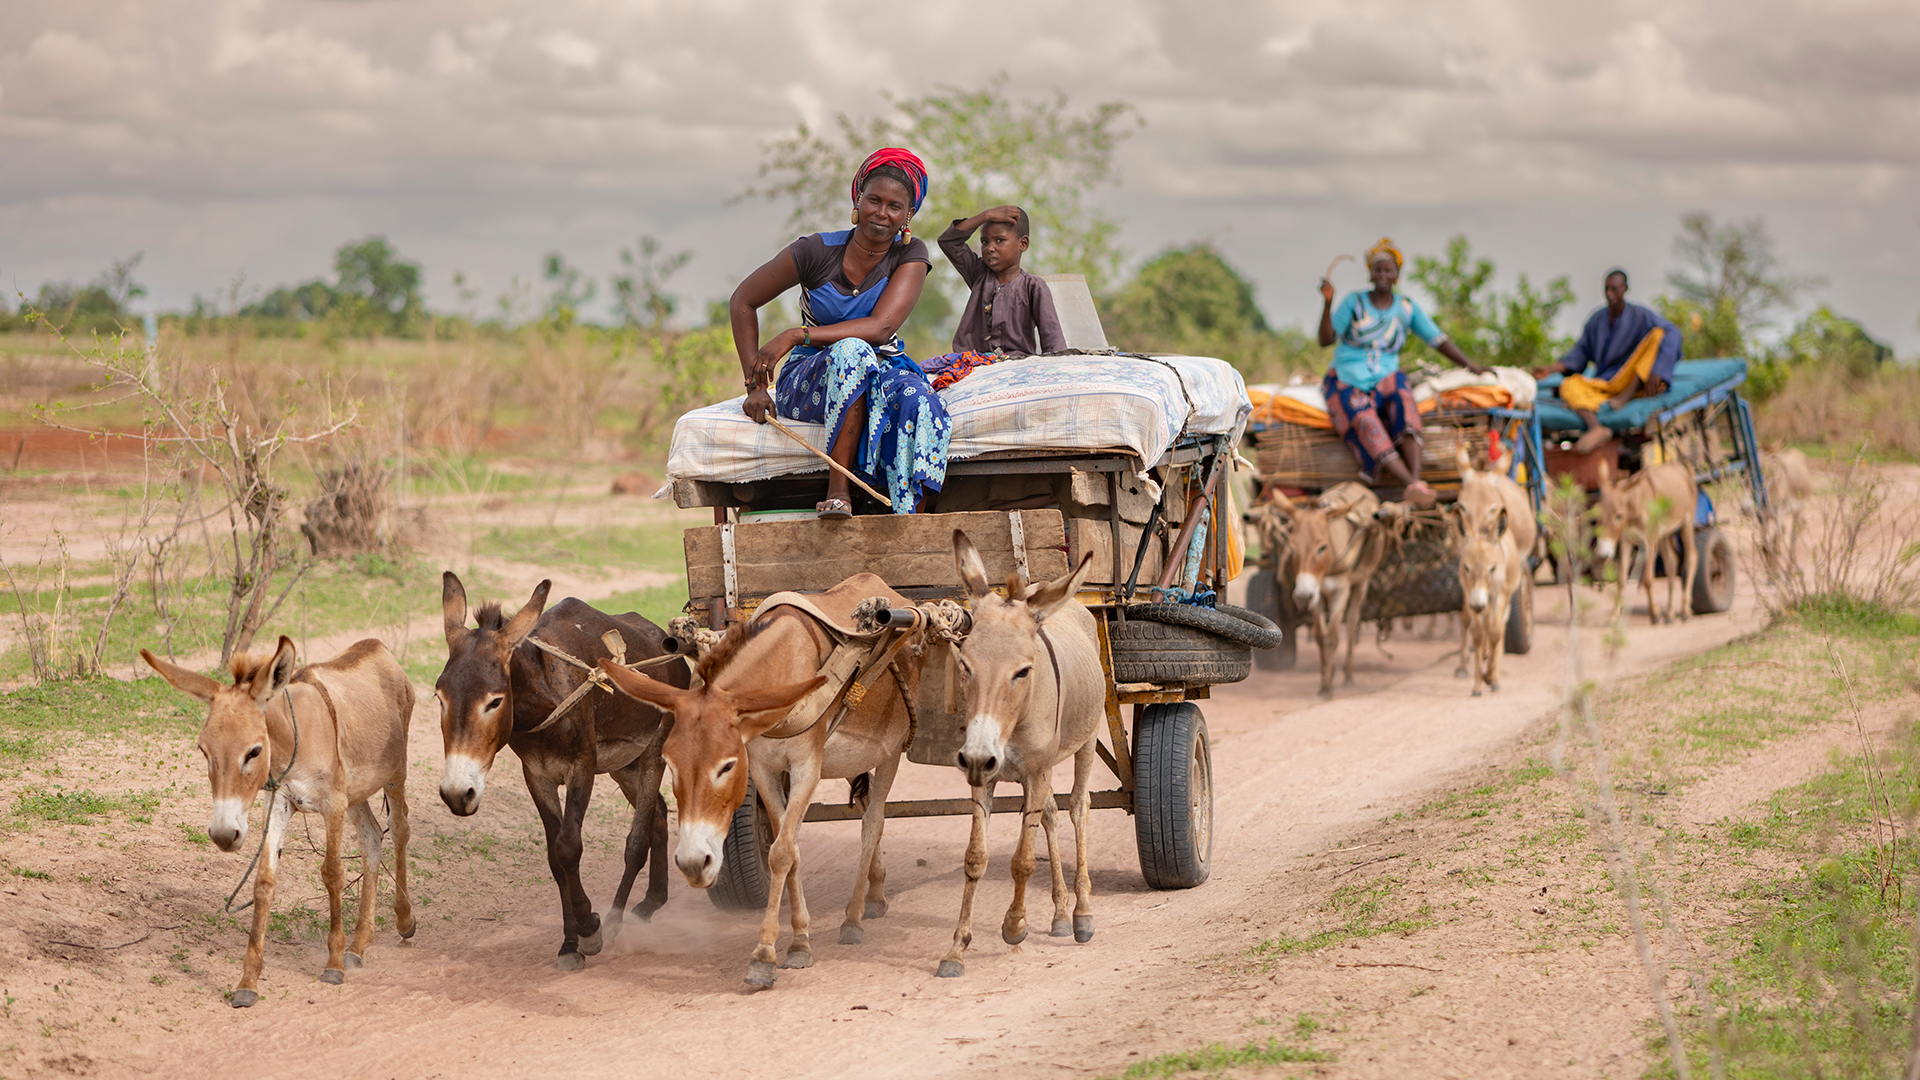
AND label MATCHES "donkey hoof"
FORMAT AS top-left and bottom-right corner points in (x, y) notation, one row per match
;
(839, 925), (864, 946)
(745, 960), (779, 987)
(229, 989), (258, 1009)
(936, 960), (965, 979)
(864, 899), (888, 920)
(1316, 691), (1333, 702)
(1002, 925), (1028, 946)
(343, 952), (363, 970)
(319, 968), (345, 985)
(399, 921), (417, 941)
(1489, 683), (1501, 693)
(1073, 915), (1094, 944)
(1050, 919), (1072, 938)
(779, 949), (813, 970)
(556, 952), (586, 972)
(578, 929), (604, 957)
(633, 900), (663, 923)
(1453, 666), (1468, 679)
